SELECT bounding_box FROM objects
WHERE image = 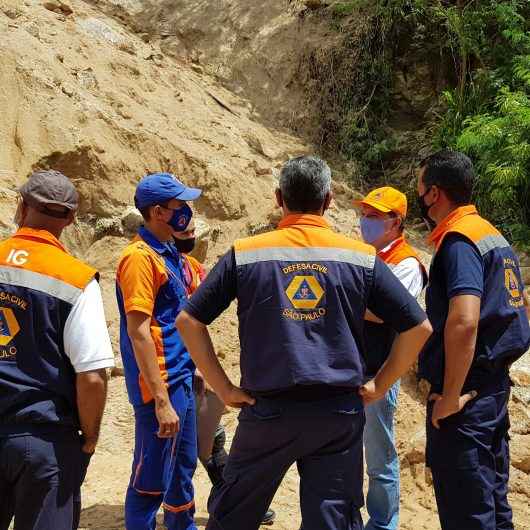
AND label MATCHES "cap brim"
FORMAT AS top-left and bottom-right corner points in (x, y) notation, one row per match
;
(176, 187), (202, 201)
(352, 198), (392, 213)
